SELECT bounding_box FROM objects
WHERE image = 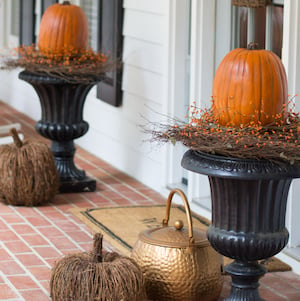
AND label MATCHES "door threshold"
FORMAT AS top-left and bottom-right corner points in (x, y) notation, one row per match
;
(276, 247), (300, 275)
